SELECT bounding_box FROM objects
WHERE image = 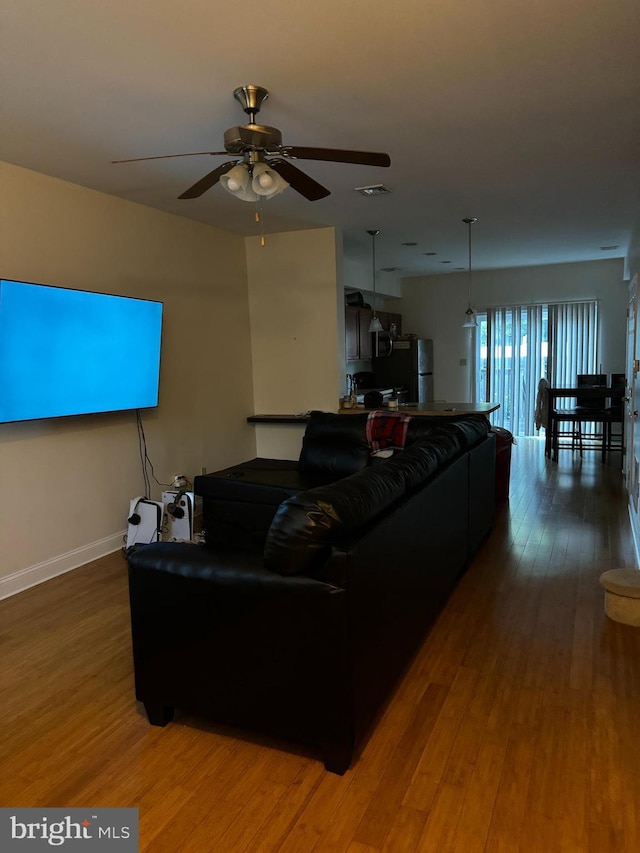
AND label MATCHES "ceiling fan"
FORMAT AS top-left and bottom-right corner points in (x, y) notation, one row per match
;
(112, 85), (391, 202)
